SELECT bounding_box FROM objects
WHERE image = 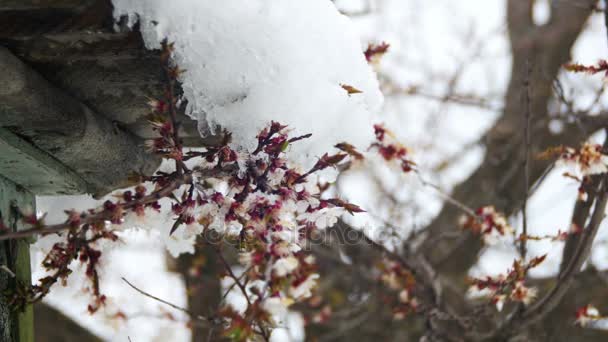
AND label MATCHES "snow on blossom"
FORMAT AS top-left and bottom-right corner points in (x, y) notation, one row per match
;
(112, 0), (383, 166)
